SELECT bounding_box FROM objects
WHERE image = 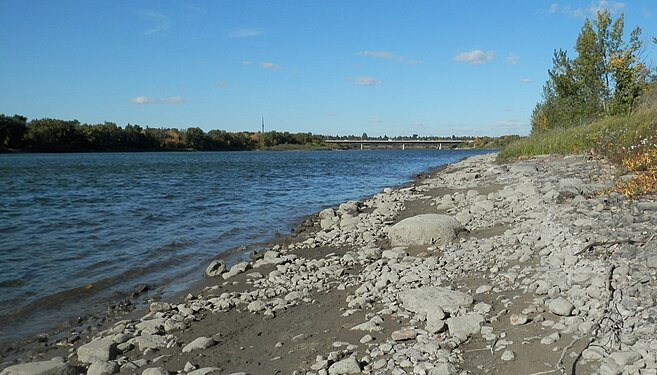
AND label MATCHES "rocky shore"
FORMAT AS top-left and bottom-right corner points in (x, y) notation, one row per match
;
(3, 153), (657, 375)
